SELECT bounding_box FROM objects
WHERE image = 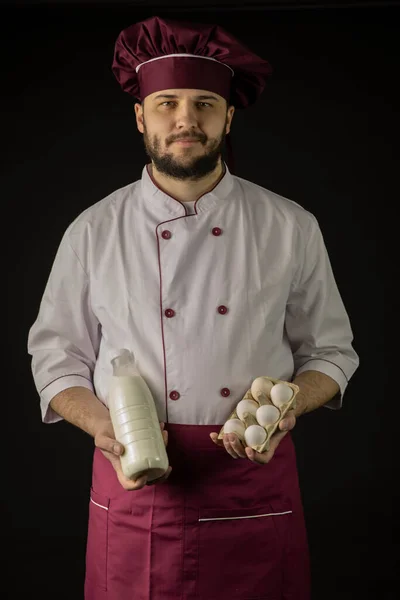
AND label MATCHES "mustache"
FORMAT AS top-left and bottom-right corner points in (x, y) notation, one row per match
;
(168, 133), (206, 144)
